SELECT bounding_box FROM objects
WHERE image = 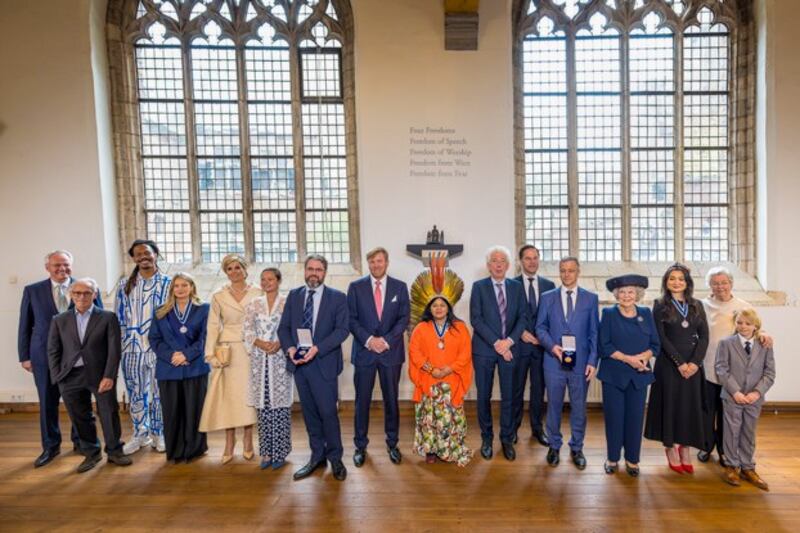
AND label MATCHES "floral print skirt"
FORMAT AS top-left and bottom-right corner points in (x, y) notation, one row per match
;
(413, 382), (473, 467)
